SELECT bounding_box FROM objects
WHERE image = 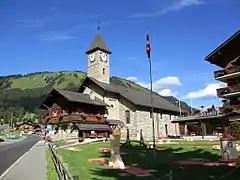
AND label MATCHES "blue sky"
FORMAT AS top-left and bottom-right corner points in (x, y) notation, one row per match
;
(0, 0), (239, 108)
